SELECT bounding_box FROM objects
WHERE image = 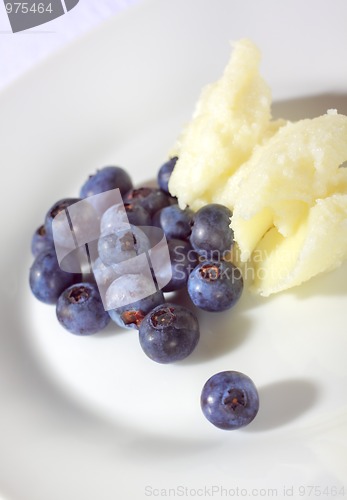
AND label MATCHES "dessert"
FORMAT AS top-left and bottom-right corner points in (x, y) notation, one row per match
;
(169, 39), (347, 296)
